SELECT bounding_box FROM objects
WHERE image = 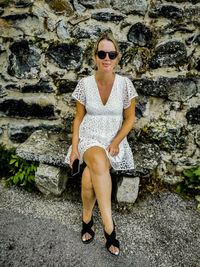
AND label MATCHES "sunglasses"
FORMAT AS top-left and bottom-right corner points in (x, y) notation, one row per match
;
(96, 50), (118, 60)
